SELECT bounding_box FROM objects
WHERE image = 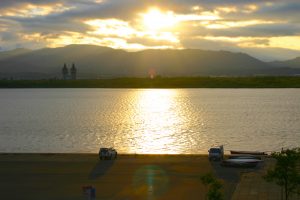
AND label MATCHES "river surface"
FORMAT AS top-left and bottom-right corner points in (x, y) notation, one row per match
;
(0, 89), (299, 154)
